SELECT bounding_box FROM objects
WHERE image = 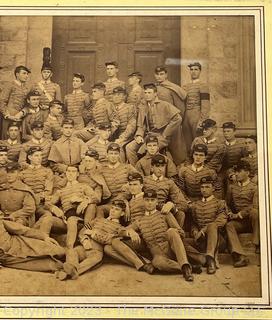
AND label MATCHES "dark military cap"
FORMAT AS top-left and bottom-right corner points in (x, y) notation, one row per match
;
(73, 73), (85, 82)
(8, 121), (20, 129)
(112, 86), (127, 95)
(31, 120), (44, 130)
(49, 99), (64, 108)
(112, 199), (126, 210)
(143, 83), (157, 91)
(85, 149), (99, 160)
(41, 62), (53, 72)
(128, 172), (143, 184)
(235, 160), (251, 172)
(107, 142), (120, 153)
(97, 122), (111, 130)
(222, 121), (236, 129)
(0, 145), (8, 153)
(14, 65), (31, 76)
(92, 82), (106, 90)
(154, 65), (167, 73)
(6, 162), (20, 172)
(62, 118), (74, 126)
(27, 146), (42, 156)
(246, 135), (257, 143)
(145, 134), (159, 144)
(201, 118), (217, 129)
(188, 62), (202, 70)
(26, 90), (41, 100)
(128, 71), (143, 79)
(151, 154), (167, 166)
(193, 143), (208, 155)
(143, 189), (157, 199)
(200, 176), (214, 185)
(105, 61), (118, 67)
